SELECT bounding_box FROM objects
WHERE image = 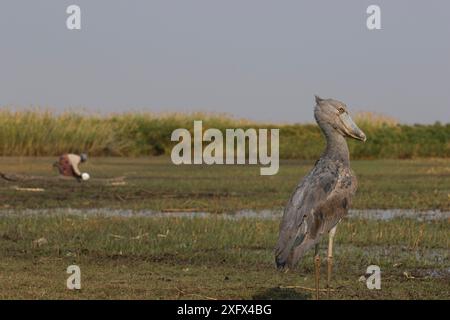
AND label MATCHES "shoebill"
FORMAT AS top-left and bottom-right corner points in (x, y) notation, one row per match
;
(275, 95), (366, 299)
